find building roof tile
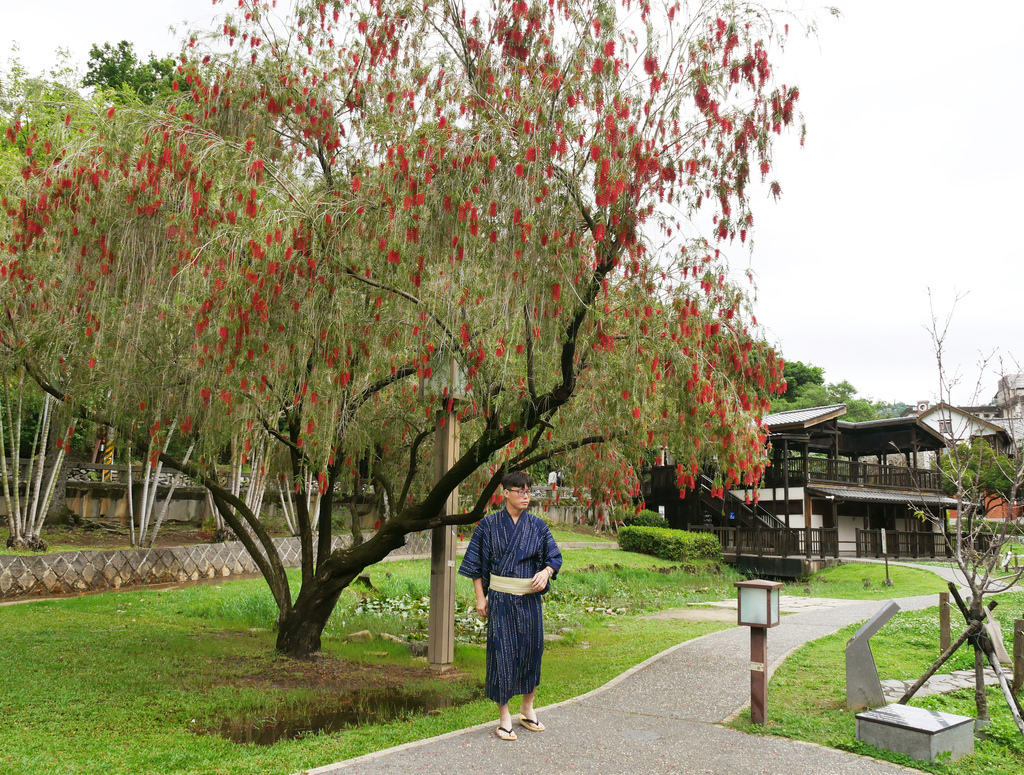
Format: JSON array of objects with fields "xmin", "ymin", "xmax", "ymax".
[
  {"xmin": 806, "ymin": 484, "xmax": 959, "ymax": 508},
  {"xmin": 763, "ymin": 404, "xmax": 846, "ymax": 430}
]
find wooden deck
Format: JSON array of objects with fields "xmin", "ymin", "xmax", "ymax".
[{"xmin": 765, "ymin": 456, "xmax": 943, "ymax": 492}]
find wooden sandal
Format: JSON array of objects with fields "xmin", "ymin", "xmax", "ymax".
[
  {"xmin": 519, "ymin": 715, "xmax": 545, "ymax": 732},
  {"xmin": 495, "ymin": 725, "xmax": 517, "ymax": 741}
]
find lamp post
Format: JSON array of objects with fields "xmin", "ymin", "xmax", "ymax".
[{"xmin": 735, "ymin": 578, "xmax": 783, "ymax": 725}]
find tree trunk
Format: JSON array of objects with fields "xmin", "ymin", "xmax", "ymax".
[
  {"xmin": 975, "ymin": 642, "xmax": 990, "ymax": 735},
  {"xmin": 44, "ymin": 453, "xmax": 69, "ymax": 518},
  {"xmin": 276, "ymin": 579, "xmax": 354, "ymax": 658}
]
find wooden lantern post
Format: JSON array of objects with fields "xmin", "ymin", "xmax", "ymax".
[{"xmin": 735, "ymin": 578, "xmax": 783, "ymax": 725}]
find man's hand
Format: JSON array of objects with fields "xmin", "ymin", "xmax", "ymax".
[
  {"xmin": 531, "ymin": 567, "xmax": 552, "ymax": 592},
  {"xmin": 476, "ymin": 598, "xmax": 489, "ymax": 618}
]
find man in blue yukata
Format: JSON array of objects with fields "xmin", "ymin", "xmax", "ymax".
[{"xmin": 458, "ymin": 471, "xmax": 563, "ymax": 741}]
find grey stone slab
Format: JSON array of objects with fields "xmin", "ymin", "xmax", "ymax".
[
  {"xmin": 41, "ymin": 568, "xmax": 58, "ymax": 591},
  {"xmin": 846, "ymin": 601, "xmax": 900, "ymax": 711},
  {"xmin": 856, "ymin": 704, "xmax": 973, "ymax": 763}
]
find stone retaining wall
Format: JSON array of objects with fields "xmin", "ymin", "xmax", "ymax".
[{"xmin": 0, "ymin": 531, "xmax": 432, "ymax": 600}]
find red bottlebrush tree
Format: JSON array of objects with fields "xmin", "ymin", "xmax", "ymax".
[{"xmin": 0, "ymin": 0, "xmax": 801, "ymax": 657}]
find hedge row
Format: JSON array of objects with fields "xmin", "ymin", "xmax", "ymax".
[
  {"xmin": 618, "ymin": 509, "xmax": 667, "ymax": 528},
  {"xmin": 617, "ymin": 526, "xmax": 722, "ymax": 562}
]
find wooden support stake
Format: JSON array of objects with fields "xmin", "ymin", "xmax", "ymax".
[
  {"xmin": 1014, "ymin": 619, "xmax": 1024, "ymax": 695},
  {"xmin": 939, "ymin": 592, "xmax": 951, "ymax": 653},
  {"xmin": 900, "ymin": 620, "xmax": 981, "ymax": 704}
]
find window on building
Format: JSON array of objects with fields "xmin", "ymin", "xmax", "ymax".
[{"xmin": 938, "ymin": 419, "xmax": 952, "ymax": 435}]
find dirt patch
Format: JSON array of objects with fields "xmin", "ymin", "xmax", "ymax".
[{"xmin": 196, "ymin": 649, "xmax": 484, "ymax": 745}]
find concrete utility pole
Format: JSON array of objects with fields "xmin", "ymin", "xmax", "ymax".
[{"xmin": 427, "ymin": 403, "xmax": 459, "ymax": 669}]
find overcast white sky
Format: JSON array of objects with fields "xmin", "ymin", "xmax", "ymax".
[{"xmin": 6, "ymin": 0, "xmax": 1022, "ymax": 408}]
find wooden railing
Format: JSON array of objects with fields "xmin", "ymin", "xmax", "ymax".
[
  {"xmin": 689, "ymin": 525, "xmax": 838, "ymax": 559},
  {"xmin": 855, "ymin": 529, "xmax": 993, "ymax": 559},
  {"xmin": 855, "ymin": 529, "xmax": 947, "ymax": 558},
  {"xmin": 766, "ymin": 457, "xmax": 943, "ymax": 492}
]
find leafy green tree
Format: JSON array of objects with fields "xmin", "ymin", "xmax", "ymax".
[
  {"xmin": 81, "ymin": 41, "xmax": 178, "ymax": 105},
  {"xmin": 773, "ymin": 361, "xmax": 883, "ymax": 421},
  {"xmin": 1, "ymin": 0, "xmax": 805, "ymax": 657},
  {"xmin": 938, "ymin": 439, "xmax": 1016, "ymax": 507},
  {"xmin": 1, "ymin": 47, "xmax": 82, "ymax": 160},
  {"xmin": 778, "ymin": 359, "xmax": 823, "ymax": 400},
  {"xmin": 874, "ymin": 401, "xmax": 910, "ymax": 419}
]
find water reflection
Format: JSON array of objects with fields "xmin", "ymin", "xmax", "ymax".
[{"xmin": 203, "ymin": 685, "xmax": 484, "ymax": 745}]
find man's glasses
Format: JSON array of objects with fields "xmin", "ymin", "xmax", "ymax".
[{"xmin": 506, "ymin": 488, "xmax": 531, "ymax": 497}]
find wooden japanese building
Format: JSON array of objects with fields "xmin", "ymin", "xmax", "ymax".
[{"xmin": 643, "ymin": 404, "xmax": 998, "ymax": 577}]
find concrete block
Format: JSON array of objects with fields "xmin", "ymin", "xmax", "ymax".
[{"xmin": 856, "ymin": 703, "xmax": 974, "ymax": 763}]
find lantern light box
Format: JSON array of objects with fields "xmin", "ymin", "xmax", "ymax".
[{"xmin": 735, "ymin": 578, "xmax": 783, "ymax": 628}]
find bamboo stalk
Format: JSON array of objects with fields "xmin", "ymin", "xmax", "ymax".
[
  {"xmin": 0, "ymin": 379, "xmax": 15, "ymax": 541},
  {"xmin": 9, "ymin": 379, "xmax": 23, "ymax": 540},
  {"xmin": 278, "ymin": 474, "xmax": 297, "ymax": 535},
  {"xmin": 35, "ymin": 423, "xmax": 73, "ymax": 534},
  {"xmin": 26, "ymin": 395, "xmax": 52, "ymax": 537},
  {"xmin": 148, "ymin": 441, "xmax": 194, "ymax": 547},
  {"xmin": 126, "ymin": 452, "xmax": 136, "ymax": 547}
]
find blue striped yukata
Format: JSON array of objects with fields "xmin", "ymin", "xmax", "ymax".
[{"xmin": 458, "ymin": 508, "xmax": 563, "ymax": 705}]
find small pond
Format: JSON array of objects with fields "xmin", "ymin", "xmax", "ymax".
[{"xmin": 200, "ymin": 684, "xmax": 485, "ymax": 746}]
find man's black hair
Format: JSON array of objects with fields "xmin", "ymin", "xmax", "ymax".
[{"xmin": 501, "ymin": 471, "xmax": 531, "ymax": 490}]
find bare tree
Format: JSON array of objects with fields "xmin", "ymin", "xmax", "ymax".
[{"xmin": 910, "ymin": 298, "xmax": 1024, "ymax": 737}]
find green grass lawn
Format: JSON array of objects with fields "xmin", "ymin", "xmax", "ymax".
[
  {"xmin": 728, "ymin": 603, "xmax": 1024, "ymax": 774},
  {"xmin": 547, "ymin": 526, "xmax": 617, "ymax": 543},
  {"xmin": 0, "ymin": 548, "xmax": 736, "ymax": 775},
  {"xmin": 783, "ymin": 560, "xmax": 949, "ymax": 600}
]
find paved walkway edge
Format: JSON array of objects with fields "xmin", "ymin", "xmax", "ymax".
[{"xmin": 298, "ymin": 626, "xmax": 736, "ymax": 774}]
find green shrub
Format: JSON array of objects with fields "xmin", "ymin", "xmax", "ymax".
[
  {"xmin": 618, "ymin": 526, "xmax": 721, "ymax": 562},
  {"xmin": 619, "ymin": 509, "xmax": 666, "ymax": 528}
]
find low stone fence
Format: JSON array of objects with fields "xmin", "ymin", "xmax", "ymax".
[{"xmin": 0, "ymin": 531, "xmax": 432, "ymax": 600}]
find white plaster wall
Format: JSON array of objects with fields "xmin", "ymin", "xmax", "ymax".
[
  {"xmin": 738, "ymin": 486, "xmax": 805, "ymax": 508},
  {"xmin": 920, "ymin": 408, "xmax": 1000, "ymax": 445},
  {"xmin": 785, "ymin": 513, "xmax": 807, "ymax": 529},
  {"xmin": 838, "ymin": 516, "xmax": 860, "ymax": 552}
]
